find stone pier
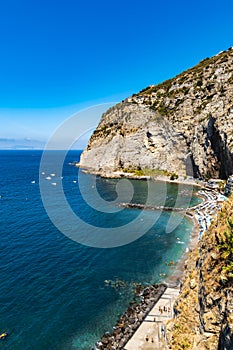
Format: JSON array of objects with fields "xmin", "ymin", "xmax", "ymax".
[{"xmin": 124, "ymin": 287, "xmax": 180, "ymax": 350}]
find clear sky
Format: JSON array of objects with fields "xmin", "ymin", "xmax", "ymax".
[{"xmin": 1, "ymin": 0, "xmax": 233, "ymax": 144}]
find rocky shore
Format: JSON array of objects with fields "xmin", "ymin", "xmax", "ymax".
[
  {"xmin": 77, "ymin": 165, "xmax": 204, "ymax": 187},
  {"xmin": 93, "ymin": 188, "xmax": 226, "ymax": 350},
  {"xmin": 94, "ymin": 283, "xmax": 166, "ymax": 350}
]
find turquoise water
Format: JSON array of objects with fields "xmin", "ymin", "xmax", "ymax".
[{"xmin": 0, "ymin": 150, "xmax": 200, "ymax": 349}]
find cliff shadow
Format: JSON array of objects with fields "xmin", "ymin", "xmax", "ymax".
[{"xmin": 206, "ymin": 114, "xmax": 233, "ymax": 179}]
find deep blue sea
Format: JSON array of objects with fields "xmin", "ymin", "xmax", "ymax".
[{"xmin": 0, "ymin": 150, "xmax": 200, "ymax": 349}]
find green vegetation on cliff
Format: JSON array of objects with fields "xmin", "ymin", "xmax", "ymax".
[
  {"xmin": 218, "ymin": 218, "xmax": 233, "ymax": 281},
  {"xmin": 121, "ymin": 166, "xmax": 178, "ymax": 180}
]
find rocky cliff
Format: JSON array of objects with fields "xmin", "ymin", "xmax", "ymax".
[
  {"xmin": 80, "ymin": 47, "xmax": 233, "ymax": 179},
  {"xmin": 167, "ymin": 196, "xmax": 233, "ymax": 350}
]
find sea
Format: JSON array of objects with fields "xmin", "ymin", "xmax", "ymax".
[{"xmin": 0, "ymin": 150, "xmax": 201, "ymax": 349}]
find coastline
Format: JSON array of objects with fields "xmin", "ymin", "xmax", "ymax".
[
  {"xmin": 165, "ymin": 187, "xmax": 224, "ymax": 286},
  {"xmin": 75, "ymin": 162, "xmax": 226, "ymax": 349},
  {"xmin": 164, "ymin": 212, "xmax": 200, "ymax": 287},
  {"xmin": 93, "ymin": 219, "xmax": 197, "ymax": 350},
  {"xmin": 75, "ymin": 165, "xmax": 205, "ymax": 188},
  {"xmin": 92, "ymin": 186, "xmax": 225, "ymax": 350}
]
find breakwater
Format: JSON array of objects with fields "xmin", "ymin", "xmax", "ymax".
[
  {"xmin": 95, "ymin": 284, "xmax": 167, "ymax": 350},
  {"xmin": 119, "ymin": 202, "xmax": 187, "ymax": 212}
]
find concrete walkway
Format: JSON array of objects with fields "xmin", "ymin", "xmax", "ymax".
[{"xmin": 124, "ymin": 287, "xmax": 180, "ymax": 350}]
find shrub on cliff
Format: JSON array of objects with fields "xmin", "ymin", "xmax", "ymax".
[
  {"xmin": 170, "ymin": 173, "xmax": 179, "ymax": 180},
  {"xmin": 218, "ymin": 218, "xmax": 233, "ymax": 281}
]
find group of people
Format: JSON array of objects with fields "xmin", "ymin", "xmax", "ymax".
[
  {"xmin": 158, "ymin": 305, "xmax": 170, "ymax": 314},
  {"xmin": 143, "ymin": 304, "xmax": 170, "ymax": 345},
  {"xmin": 145, "ymin": 335, "xmax": 154, "ymax": 343}
]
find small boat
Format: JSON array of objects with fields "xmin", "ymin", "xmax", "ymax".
[{"xmin": 0, "ymin": 332, "xmax": 8, "ymax": 339}]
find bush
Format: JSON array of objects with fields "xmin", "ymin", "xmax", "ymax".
[
  {"xmin": 218, "ymin": 218, "xmax": 233, "ymax": 280},
  {"xmin": 170, "ymin": 173, "xmax": 179, "ymax": 180}
]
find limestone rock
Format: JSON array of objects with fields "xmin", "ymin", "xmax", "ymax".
[
  {"xmin": 80, "ymin": 48, "xmax": 233, "ymax": 179},
  {"xmin": 190, "ymin": 278, "xmax": 197, "ymax": 289}
]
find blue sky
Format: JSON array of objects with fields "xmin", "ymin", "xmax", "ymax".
[{"xmin": 1, "ymin": 0, "xmax": 233, "ymax": 144}]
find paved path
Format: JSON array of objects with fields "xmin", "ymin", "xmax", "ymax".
[{"xmin": 124, "ymin": 287, "xmax": 180, "ymax": 350}]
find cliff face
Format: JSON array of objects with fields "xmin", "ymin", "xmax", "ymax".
[
  {"xmin": 167, "ymin": 196, "xmax": 233, "ymax": 350},
  {"xmin": 80, "ymin": 104, "xmax": 190, "ymax": 177},
  {"xmin": 80, "ymin": 48, "xmax": 233, "ymax": 179}
]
